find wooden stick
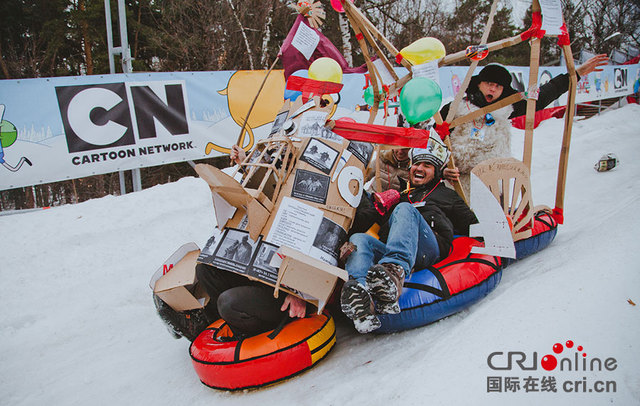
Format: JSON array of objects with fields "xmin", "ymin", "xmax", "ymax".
[
  {"xmin": 555, "ymin": 44, "xmax": 577, "ymax": 211},
  {"xmin": 236, "ymin": 56, "xmax": 280, "ymax": 147},
  {"xmin": 522, "ymin": 0, "xmax": 543, "ymax": 169},
  {"xmin": 444, "ymin": 0, "xmax": 499, "ymax": 124},
  {"xmin": 392, "ymin": 34, "xmax": 524, "ymax": 92},
  {"xmin": 440, "ymin": 35, "xmax": 524, "ymax": 66},
  {"xmin": 449, "ymin": 92, "xmax": 524, "ymax": 128},
  {"xmin": 343, "ymin": 9, "xmax": 381, "ymax": 124},
  {"xmin": 445, "ymin": 60, "xmax": 480, "ymax": 124},
  {"xmin": 375, "ymin": 144, "xmax": 382, "ymax": 192},
  {"xmin": 522, "ymin": 38, "xmax": 541, "ymax": 169}
]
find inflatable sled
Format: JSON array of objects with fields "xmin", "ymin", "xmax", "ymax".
[
  {"xmin": 190, "ymin": 311, "xmax": 336, "ymax": 391},
  {"xmin": 502, "ymin": 210, "xmax": 558, "ymax": 267},
  {"xmin": 376, "ymin": 236, "xmax": 502, "ymax": 333}
]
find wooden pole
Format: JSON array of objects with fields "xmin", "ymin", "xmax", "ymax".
[
  {"xmin": 236, "ymin": 56, "xmax": 280, "ymax": 147},
  {"xmin": 444, "ymin": 0, "xmax": 499, "ymax": 124},
  {"xmin": 555, "ymin": 45, "xmax": 578, "ymax": 211},
  {"xmin": 522, "ymin": 38, "xmax": 541, "ymax": 169},
  {"xmin": 522, "ymin": 0, "xmax": 542, "ymax": 169}
]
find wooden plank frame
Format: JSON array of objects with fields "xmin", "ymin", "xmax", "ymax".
[
  {"xmin": 337, "ymin": 0, "xmax": 578, "ymax": 214},
  {"xmin": 232, "ymin": 136, "xmax": 297, "ymax": 206}
]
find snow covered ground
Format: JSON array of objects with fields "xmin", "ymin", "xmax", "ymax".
[{"xmin": 1, "ymin": 104, "xmax": 639, "ymax": 405}]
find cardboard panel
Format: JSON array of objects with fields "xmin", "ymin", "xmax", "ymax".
[{"xmin": 153, "ymin": 248, "xmax": 210, "ymax": 312}]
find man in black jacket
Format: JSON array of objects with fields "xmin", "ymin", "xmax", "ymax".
[{"xmin": 341, "ymin": 136, "xmax": 477, "ymax": 333}]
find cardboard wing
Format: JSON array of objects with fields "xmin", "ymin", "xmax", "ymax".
[
  {"xmin": 274, "ymin": 245, "xmax": 349, "ymax": 313},
  {"xmin": 195, "ymin": 163, "xmax": 270, "ymax": 241},
  {"xmin": 152, "ymin": 243, "xmax": 209, "ymax": 312}
]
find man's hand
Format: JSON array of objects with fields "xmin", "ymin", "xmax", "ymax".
[
  {"xmin": 443, "ymin": 167, "xmax": 460, "ymax": 183},
  {"xmin": 230, "ymin": 144, "xmax": 247, "ymax": 166},
  {"xmin": 576, "ymin": 54, "xmax": 609, "ymax": 77},
  {"xmin": 281, "ymin": 294, "xmax": 307, "ymax": 318}
]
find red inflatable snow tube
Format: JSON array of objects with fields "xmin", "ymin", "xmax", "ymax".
[{"xmin": 189, "ymin": 311, "xmax": 336, "ymax": 390}]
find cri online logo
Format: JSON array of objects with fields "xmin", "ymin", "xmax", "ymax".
[
  {"xmin": 488, "ymin": 339, "xmax": 617, "ymax": 372},
  {"xmin": 542, "ymin": 340, "xmax": 585, "ymax": 371}
]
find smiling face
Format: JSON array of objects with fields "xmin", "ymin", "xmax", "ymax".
[
  {"xmin": 393, "ymin": 148, "xmax": 410, "ymax": 162},
  {"xmin": 409, "ymin": 162, "xmax": 436, "ymax": 187},
  {"xmin": 478, "ymin": 81, "xmax": 504, "ymax": 103}
]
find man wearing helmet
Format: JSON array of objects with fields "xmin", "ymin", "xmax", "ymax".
[{"xmin": 340, "ymin": 136, "xmax": 477, "ymax": 333}]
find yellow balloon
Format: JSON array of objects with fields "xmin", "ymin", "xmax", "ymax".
[
  {"xmin": 308, "ymin": 57, "xmax": 343, "ymax": 83},
  {"xmin": 400, "ymin": 37, "xmax": 446, "ymax": 65}
]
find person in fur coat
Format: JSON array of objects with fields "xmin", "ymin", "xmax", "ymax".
[
  {"xmin": 439, "ymin": 54, "xmax": 609, "ymax": 197},
  {"xmin": 365, "ymin": 147, "xmax": 411, "ymax": 193}
]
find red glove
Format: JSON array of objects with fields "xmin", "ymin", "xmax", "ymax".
[{"xmin": 434, "ymin": 122, "xmax": 450, "ymax": 140}]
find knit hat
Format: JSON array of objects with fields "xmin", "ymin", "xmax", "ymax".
[
  {"xmin": 468, "ymin": 63, "xmax": 517, "ymax": 99},
  {"xmin": 411, "ymin": 136, "xmax": 451, "ymax": 178}
]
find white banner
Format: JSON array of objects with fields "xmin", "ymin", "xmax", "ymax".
[{"xmin": 1, "ymin": 64, "xmax": 637, "ymax": 190}]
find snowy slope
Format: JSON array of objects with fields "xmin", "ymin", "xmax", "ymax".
[{"xmin": 1, "ymin": 104, "xmax": 639, "ymax": 406}]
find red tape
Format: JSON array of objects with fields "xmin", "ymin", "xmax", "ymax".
[
  {"xmin": 332, "ymin": 120, "xmax": 430, "ymax": 148},
  {"xmin": 286, "ymin": 75, "xmax": 344, "ymax": 95},
  {"xmin": 395, "ymin": 53, "xmax": 404, "ymax": 64},
  {"xmin": 434, "ymin": 122, "xmax": 450, "ymax": 140},
  {"xmin": 520, "ymin": 12, "xmax": 546, "ymax": 41},
  {"xmin": 551, "ymin": 207, "xmax": 564, "ymax": 224},
  {"xmin": 355, "ymin": 33, "xmax": 364, "ymax": 41},
  {"xmin": 557, "ymin": 22, "xmax": 571, "ymax": 46}
]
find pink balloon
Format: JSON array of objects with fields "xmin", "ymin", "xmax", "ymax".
[
  {"xmin": 330, "ymin": 0, "xmax": 346, "ymax": 13},
  {"xmin": 337, "ymin": 117, "xmax": 357, "ymax": 123}
]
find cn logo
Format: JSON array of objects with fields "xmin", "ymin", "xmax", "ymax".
[
  {"xmin": 614, "ymin": 68, "xmax": 627, "ymax": 90},
  {"xmin": 56, "ymin": 81, "xmax": 189, "ymax": 153}
]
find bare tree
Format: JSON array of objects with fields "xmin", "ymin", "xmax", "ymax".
[
  {"xmin": 227, "ymin": 0, "xmax": 255, "ymax": 70},
  {"xmin": 581, "ymin": 0, "xmax": 640, "ymax": 57}
]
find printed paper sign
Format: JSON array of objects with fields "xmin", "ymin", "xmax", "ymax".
[
  {"xmin": 265, "ymin": 196, "xmax": 324, "ymax": 253},
  {"xmin": 539, "ymin": 0, "xmax": 564, "ymax": 36},
  {"xmin": 291, "ymin": 22, "xmax": 320, "ymax": 60},
  {"xmin": 372, "ymin": 58, "xmax": 396, "ymax": 85},
  {"xmin": 412, "ymin": 60, "xmax": 440, "ymax": 85}
]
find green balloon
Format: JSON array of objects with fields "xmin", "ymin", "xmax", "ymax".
[
  {"xmin": 363, "ymin": 86, "xmax": 385, "ymax": 107},
  {"xmin": 399, "ymin": 77, "xmax": 442, "ymax": 124},
  {"xmin": 0, "ymin": 120, "xmax": 18, "ymax": 148}
]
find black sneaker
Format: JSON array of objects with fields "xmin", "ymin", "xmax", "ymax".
[
  {"xmin": 366, "ymin": 263, "xmax": 405, "ymax": 303},
  {"xmin": 340, "ymin": 280, "xmax": 381, "ymax": 333},
  {"xmin": 375, "ymin": 300, "xmax": 401, "ymax": 315},
  {"xmin": 153, "ymin": 294, "xmax": 212, "ymax": 341}
]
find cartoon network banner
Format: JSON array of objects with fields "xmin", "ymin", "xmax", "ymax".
[{"xmin": 0, "ymin": 64, "xmax": 637, "ymax": 190}]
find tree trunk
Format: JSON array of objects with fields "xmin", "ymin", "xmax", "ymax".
[
  {"xmin": 260, "ymin": 0, "xmax": 276, "ymax": 68},
  {"xmin": 339, "ymin": 13, "xmax": 353, "ymax": 66},
  {"xmin": 0, "ymin": 41, "xmax": 10, "ymax": 79},
  {"xmin": 79, "ymin": 0, "xmax": 94, "ymax": 74},
  {"xmin": 226, "ymin": 0, "xmax": 254, "ymax": 70}
]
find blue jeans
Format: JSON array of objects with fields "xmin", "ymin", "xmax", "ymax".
[{"xmin": 346, "ymin": 202, "xmax": 441, "ymax": 285}]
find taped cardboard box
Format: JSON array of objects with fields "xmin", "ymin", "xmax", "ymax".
[
  {"xmin": 273, "ymin": 245, "xmax": 349, "ymax": 313},
  {"xmin": 149, "ymin": 242, "xmax": 209, "ymax": 312}
]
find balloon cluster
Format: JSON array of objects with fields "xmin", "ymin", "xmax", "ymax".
[{"xmin": 398, "ymin": 37, "xmax": 446, "ymax": 124}]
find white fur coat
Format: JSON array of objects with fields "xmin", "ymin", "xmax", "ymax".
[
  {"xmin": 449, "ymin": 101, "xmax": 513, "ymax": 174},
  {"xmin": 448, "ymin": 101, "xmax": 513, "ymax": 197}
]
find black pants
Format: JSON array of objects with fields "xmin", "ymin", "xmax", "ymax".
[{"xmin": 195, "ymin": 263, "xmax": 287, "ymax": 336}]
